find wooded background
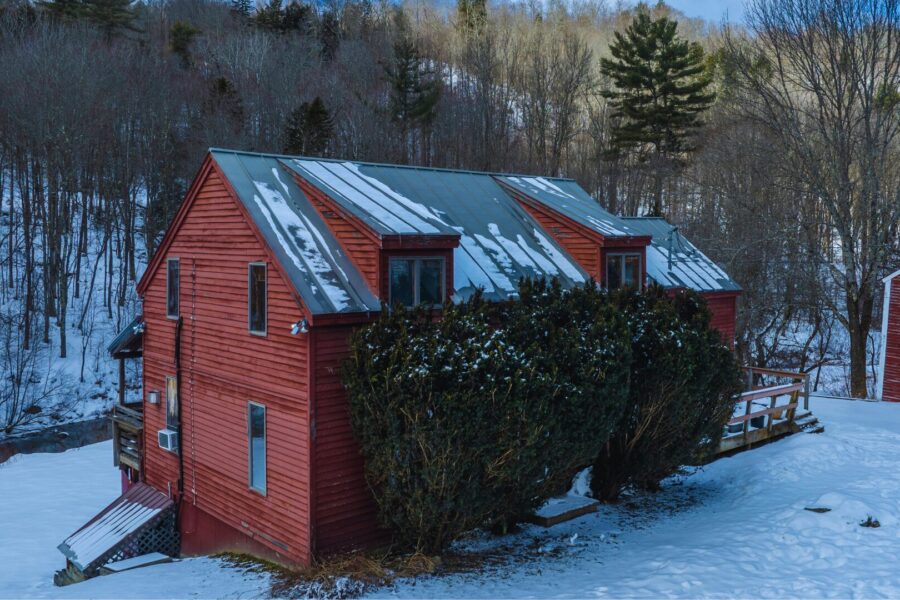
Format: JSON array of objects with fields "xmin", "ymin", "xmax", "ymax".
[{"xmin": 0, "ymin": 0, "xmax": 898, "ymax": 432}]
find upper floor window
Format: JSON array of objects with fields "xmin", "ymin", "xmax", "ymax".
[
  {"xmin": 605, "ymin": 253, "xmax": 642, "ymax": 290},
  {"xmin": 389, "ymin": 257, "xmax": 444, "ymax": 307},
  {"xmin": 248, "ymin": 263, "xmax": 267, "ymax": 335},
  {"xmin": 166, "ymin": 258, "xmax": 180, "ymax": 318}
]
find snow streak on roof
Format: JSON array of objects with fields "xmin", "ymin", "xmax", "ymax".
[
  {"xmin": 58, "ymin": 483, "xmax": 172, "ymax": 572},
  {"xmin": 211, "ymin": 150, "xmax": 380, "ymax": 315},
  {"xmin": 621, "ymin": 217, "xmax": 741, "ymax": 293},
  {"xmin": 281, "ymin": 159, "xmax": 587, "ymax": 302},
  {"xmin": 497, "ymin": 176, "xmax": 641, "ymax": 238}
]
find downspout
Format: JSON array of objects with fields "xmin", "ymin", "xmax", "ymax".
[{"xmin": 174, "ymin": 316, "xmax": 185, "ymax": 499}]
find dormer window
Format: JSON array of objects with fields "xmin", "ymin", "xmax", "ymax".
[
  {"xmin": 389, "ymin": 257, "xmax": 444, "ymax": 307},
  {"xmin": 605, "ymin": 253, "xmax": 642, "ymax": 290}
]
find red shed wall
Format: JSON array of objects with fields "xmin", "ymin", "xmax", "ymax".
[
  {"xmin": 702, "ymin": 292, "xmax": 738, "ymax": 349},
  {"xmin": 141, "ymin": 166, "xmax": 313, "ymax": 566},
  {"xmin": 882, "ymin": 277, "xmax": 900, "ymax": 402},
  {"xmin": 311, "ymin": 325, "xmax": 384, "ymax": 554}
]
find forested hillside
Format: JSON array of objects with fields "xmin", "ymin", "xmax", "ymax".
[{"xmin": 1, "ymin": 0, "xmax": 898, "ymax": 434}]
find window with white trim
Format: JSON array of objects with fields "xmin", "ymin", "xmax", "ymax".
[
  {"xmin": 166, "ymin": 258, "xmax": 180, "ymax": 318},
  {"xmin": 248, "ymin": 402, "xmax": 266, "ymax": 494},
  {"xmin": 248, "ymin": 263, "xmax": 267, "ymax": 335},
  {"xmin": 605, "ymin": 253, "xmax": 642, "ymax": 290},
  {"xmin": 388, "ymin": 257, "xmax": 444, "ymax": 307}
]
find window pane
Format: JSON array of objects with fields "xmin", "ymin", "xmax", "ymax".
[
  {"xmin": 605, "ymin": 255, "xmax": 622, "ymax": 290},
  {"xmin": 418, "ymin": 259, "xmax": 443, "ymax": 305},
  {"xmin": 249, "ymin": 264, "xmax": 267, "ymax": 333},
  {"xmin": 623, "ymin": 255, "xmax": 641, "ymax": 289},
  {"xmin": 249, "ymin": 404, "xmax": 266, "ymax": 492},
  {"xmin": 166, "ymin": 376, "xmax": 178, "ymax": 430},
  {"xmin": 389, "ymin": 259, "xmax": 414, "ymax": 307},
  {"xmin": 167, "ymin": 260, "xmax": 179, "ymax": 317}
]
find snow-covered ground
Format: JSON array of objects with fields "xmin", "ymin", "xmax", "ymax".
[{"xmin": 2, "ymin": 396, "xmax": 900, "ymax": 598}]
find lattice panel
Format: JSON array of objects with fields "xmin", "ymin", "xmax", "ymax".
[{"xmin": 85, "ymin": 507, "xmax": 180, "ymax": 577}]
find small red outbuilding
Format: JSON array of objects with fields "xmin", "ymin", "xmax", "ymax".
[{"xmin": 877, "ymin": 269, "xmax": 900, "ymax": 402}]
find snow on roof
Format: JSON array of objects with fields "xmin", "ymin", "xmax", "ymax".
[
  {"xmin": 497, "ymin": 176, "xmax": 641, "ymax": 238},
  {"xmin": 211, "ymin": 150, "xmax": 380, "ymax": 315},
  {"xmin": 621, "ymin": 217, "xmax": 741, "ymax": 293},
  {"xmin": 281, "ymin": 158, "xmax": 588, "ymax": 301},
  {"xmin": 58, "ymin": 483, "xmax": 172, "ymax": 572}
]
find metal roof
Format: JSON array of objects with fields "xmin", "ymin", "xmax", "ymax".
[
  {"xmin": 107, "ymin": 316, "xmax": 143, "ymax": 358},
  {"xmin": 497, "ymin": 175, "xmax": 643, "ymax": 239},
  {"xmin": 621, "ymin": 217, "xmax": 741, "ymax": 293},
  {"xmin": 58, "ymin": 483, "xmax": 173, "ymax": 573},
  {"xmin": 210, "ymin": 149, "xmax": 381, "ymax": 315},
  {"xmin": 280, "ymin": 158, "xmax": 587, "ymax": 301}
]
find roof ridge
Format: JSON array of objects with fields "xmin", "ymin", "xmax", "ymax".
[{"xmin": 208, "ymin": 147, "xmax": 578, "ymax": 182}]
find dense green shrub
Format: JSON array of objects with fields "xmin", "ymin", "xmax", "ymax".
[
  {"xmin": 343, "ymin": 282, "xmax": 632, "ymax": 553},
  {"xmin": 590, "ymin": 286, "xmax": 743, "ymax": 501}
]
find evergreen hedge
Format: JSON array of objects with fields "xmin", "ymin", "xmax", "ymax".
[
  {"xmin": 343, "ymin": 282, "xmax": 631, "ymax": 553},
  {"xmin": 590, "ymin": 286, "xmax": 743, "ymax": 500},
  {"xmin": 343, "ymin": 281, "xmax": 741, "ymax": 553}
]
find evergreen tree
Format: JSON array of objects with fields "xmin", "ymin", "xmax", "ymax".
[
  {"xmin": 170, "ymin": 21, "xmax": 200, "ymax": 68},
  {"xmin": 456, "ymin": 0, "xmax": 486, "ymax": 34},
  {"xmin": 384, "ymin": 11, "xmax": 441, "ymax": 163},
  {"xmin": 600, "ymin": 10, "xmax": 714, "ymax": 216},
  {"xmin": 282, "ymin": 1, "xmax": 311, "ymax": 33},
  {"xmin": 230, "ymin": 0, "xmax": 252, "ymax": 18},
  {"xmin": 83, "ymin": 0, "xmax": 141, "ymax": 38},
  {"xmin": 319, "ymin": 11, "xmax": 340, "ymax": 60},
  {"xmin": 37, "ymin": 0, "xmax": 85, "ymax": 22},
  {"xmin": 283, "ymin": 97, "xmax": 334, "ymax": 157},
  {"xmin": 254, "ymin": 0, "xmax": 284, "ymax": 31}
]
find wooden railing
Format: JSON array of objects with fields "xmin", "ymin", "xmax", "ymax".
[
  {"xmin": 111, "ymin": 404, "xmax": 143, "ymax": 472},
  {"xmin": 716, "ymin": 366, "xmax": 812, "ymax": 455}
]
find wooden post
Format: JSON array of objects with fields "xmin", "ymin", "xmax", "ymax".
[
  {"xmin": 803, "ymin": 373, "xmax": 810, "ymax": 411},
  {"xmin": 766, "ymin": 393, "xmax": 777, "ymax": 433},
  {"xmin": 118, "ymin": 358, "xmax": 126, "ymax": 405}
]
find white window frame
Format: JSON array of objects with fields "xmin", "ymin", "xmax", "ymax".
[
  {"xmin": 388, "ymin": 256, "xmax": 446, "ymax": 307},
  {"xmin": 605, "ymin": 252, "xmax": 643, "ymax": 291},
  {"xmin": 165, "ymin": 375, "xmax": 179, "ymax": 431},
  {"xmin": 247, "ymin": 401, "xmax": 267, "ymax": 495},
  {"xmin": 248, "ymin": 262, "xmax": 268, "ymax": 336},
  {"xmin": 166, "ymin": 258, "xmax": 180, "ymax": 319}
]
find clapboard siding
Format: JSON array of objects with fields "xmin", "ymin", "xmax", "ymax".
[
  {"xmin": 311, "ymin": 325, "xmax": 383, "ymax": 554},
  {"xmin": 142, "ymin": 164, "xmax": 312, "ymax": 565},
  {"xmin": 882, "ymin": 277, "xmax": 900, "ymax": 401},
  {"xmin": 293, "ymin": 175, "xmax": 381, "ymax": 294},
  {"xmin": 704, "ymin": 293, "xmax": 738, "ymax": 349},
  {"xmin": 514, "ymin": 196, "xmax": 602, "ymax": 279}
]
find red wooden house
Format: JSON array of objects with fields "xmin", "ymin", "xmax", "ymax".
[
  {"xmin": 61, "ymin": 149, "xmax": 741, "ymax": 575},
  {"xmin": 877, "ymin": 269, "xmax": 900, "ymax": 401}
]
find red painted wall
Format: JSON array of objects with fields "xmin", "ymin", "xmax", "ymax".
[
  {"xmin": 702, "ymin": 292, "xmax": 739, "ymax": 349},
  {"xmin": 141, "ymin": 164, "xmax": 313, "ymax": 566},
  {"xmin": 882, "ymin": 277, "xmax": 900, "ymax": 401}
]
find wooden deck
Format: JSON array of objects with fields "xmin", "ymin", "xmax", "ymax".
[
  {"xmin": 713, "ymin": 366, "xmax": 820, "ymax": 456},
  {"xmin": 111, "ymin": 404, "xmax": 143, "ymax": 472}
]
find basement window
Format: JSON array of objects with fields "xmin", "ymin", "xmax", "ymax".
[
  {"xmin": 248, "ymin": 263, "xmax": 267, "ymax": 335},
  {"xmin": 165, "ymin": 375, "xmax": 179, "ymax": 430},
  {"xmin": 166, "ymin": 258, "xmax": 180, "ymax": 319},
  {"xmin": 605, "ymin": 253, "xmax": 642, "ymax": 290},
  {"xmin": 389, "ymin": 257, "xmax": 444, "ymax": 307},
  {"xmin": 248, "ymin": 402, "xmax": 266, "ymax": 494}
]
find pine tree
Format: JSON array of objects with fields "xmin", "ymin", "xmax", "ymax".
[
  {"xmin": 37, "ymin": 0, "xmax": 85, "ymax": 22},
  {"xmin": 600, "ymin": 10, "xmax": 714, "ymax": 216},
  {"xmin": 384, "ymin": 11, "xmax": 441, "ymax": 163},
  {"xmin": 456, "ymin": 0, "xmax": 486, "ymax": 34},
  {"xmin": 83, "ymin": 0, "xmax": 141, "ymax": 38},
  {"xmin": 283, "ymin": 97, "xmax": 334, "ymax": 157},
  {"xmin": 254, "ymin": 0, "xmax": 284, "ymax": 31},
  {"xmin": 230, "ymin": 0, "xmax": 252, "ymax": 18},
  {"xmin": 319, "ymin": 11, "xmax": 340, "ymax": 60},
  {"xmin": 170, "ymin": 21, "xmax": 201, "ymax": 68},
  {"xmin": 282, "ymin": 1, "xmax": 311, "ymax": 33}
]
